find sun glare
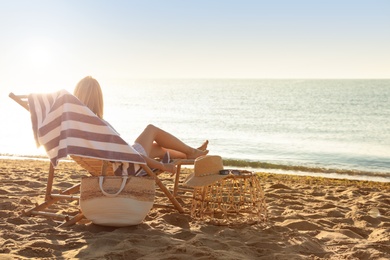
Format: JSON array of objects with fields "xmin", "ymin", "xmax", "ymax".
[
  {"xmin": 28, "ymin": 47, "xmax": 51, "ymax": 69},
  {"xmin": 4, "ymin": 38, "xmax": 68, "ymax": 93}
]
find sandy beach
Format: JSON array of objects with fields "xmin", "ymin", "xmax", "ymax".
[{"xmin": 0, "ymin": 158, "xmax": 389, "ymax": 259}]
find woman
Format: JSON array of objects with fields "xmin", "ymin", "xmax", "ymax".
[{"xmin": 73, "ymin": 76, "xmax": 209, "ymax": 174}]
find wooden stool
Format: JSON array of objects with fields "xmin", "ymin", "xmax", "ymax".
[{"xmin": 190, "ymin": 173, "xmax": 267, "ymax": 225}]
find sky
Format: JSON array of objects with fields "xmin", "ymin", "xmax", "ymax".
[{"xmin": 0, "ymin": 0, "xmax": 389, "ymax": 91}]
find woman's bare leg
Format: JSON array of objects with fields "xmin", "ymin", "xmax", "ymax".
[
  {"xmin": 149, "ymin": 143, "xmax": 187, "ymax": 159},
  {"xmin": 135, "ymin": 124, "xmax": 208, "ymax": 159}
]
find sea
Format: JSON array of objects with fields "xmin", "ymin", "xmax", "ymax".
[{"xmin": 1, "ymin": 79, "xmax": 389, "ymax": 182}]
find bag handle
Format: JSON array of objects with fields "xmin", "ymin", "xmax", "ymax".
[{"xmin": 99, "ymin": 176, "xmax": 128, "ymax": 197}]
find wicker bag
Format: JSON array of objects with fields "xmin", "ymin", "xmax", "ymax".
[{"xmin": 80, "ymin": 175, "xmax": 155, "ymax": 227}]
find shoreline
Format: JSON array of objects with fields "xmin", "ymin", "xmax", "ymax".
[
  {"xmin": 1, "ymin": 155, "xmax": 389, "ymax": 183},
  {"xmin": 0, "ymin": 158, "xmax": 389, "ymax": 259}
]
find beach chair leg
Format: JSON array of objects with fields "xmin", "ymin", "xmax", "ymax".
[
  {"xmin": 45, "ymin": 163, "xmax": 55, "ymax": 201},
  {"xmin": 22, "ymin": 183, "xmax": 82, "ymax": 227},
  {"xmin": 173, "ymin": 163, "xmax": 182, "ymax": 197},
  {"xmin": 58, "ymin": 213, "xmax": 85, "ymax": 228},
  {"xmin": 172, "ymin": 159, "xmax": 195, "ymax": 202},
  {"xmin": 141, "ymin": 165, "xmax": 185, "ymax": 213}
]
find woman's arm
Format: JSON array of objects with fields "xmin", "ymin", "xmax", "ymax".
[{"xmin": 141, "ymin": 155, "xmax": 177, "ymax": 175}]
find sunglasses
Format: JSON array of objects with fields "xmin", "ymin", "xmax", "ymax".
[
  {"xmin": 219, "ymin": 169, "xmax": 254, "ymax": 176},
  {"xmin": 219, "ymin": 169, "xmax": 243, "ymax": 175}
]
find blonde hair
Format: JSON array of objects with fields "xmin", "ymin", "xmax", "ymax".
[{"xmin": 73, "ymin": 76, "xmax": 104, "ymax": 118}]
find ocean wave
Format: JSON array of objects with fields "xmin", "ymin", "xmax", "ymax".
[
  {"xmin": 223, "ymin": 158, "xmax": 390, "ymax": 179},
  {"xmin": 2, "ymin": 153, "xmax": 389, "ymax": 182},
  {"xmin": 0, "ymin": 153, "xmax": 48, "ymax": 160}
]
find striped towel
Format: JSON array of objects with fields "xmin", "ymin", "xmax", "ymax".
[{"xmin": 28, "ymin": 89, "xmax": 146, "ymax": 168}]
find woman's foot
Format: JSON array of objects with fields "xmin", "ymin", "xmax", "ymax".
[
  {"xmin": 197, "ymin": 140, "xmax": 209, "ymax": 151},
  {"xmin": 187, "ymin": 148, "xmax": 209, "ymax": 159}
]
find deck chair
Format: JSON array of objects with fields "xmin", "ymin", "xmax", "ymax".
[{"xmin": 9, "ymin": 90, "xmax": 189, "ymax": 227}]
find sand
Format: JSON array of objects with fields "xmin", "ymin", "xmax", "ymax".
[{"xmin": 0, "ymin": 158, "xmax": 389, "ymax": 260}]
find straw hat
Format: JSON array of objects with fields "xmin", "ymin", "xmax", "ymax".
[{"xmin": 183, "ymin": 155, "xmax": 228, "ymax": 187}]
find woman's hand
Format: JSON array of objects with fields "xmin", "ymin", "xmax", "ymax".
[{"xmin": 162, "ymin": 163, "xmax": 177, "ymax": 175}]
